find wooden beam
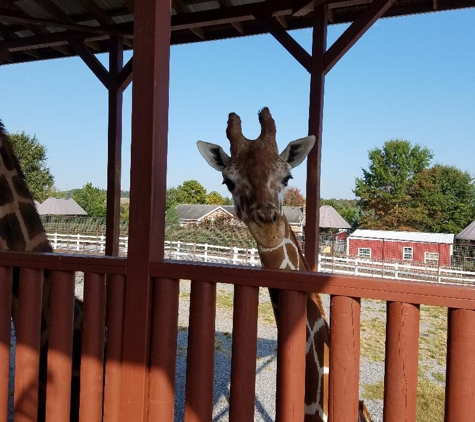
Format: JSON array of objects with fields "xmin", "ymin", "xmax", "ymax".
[
  {"xmin": 105, "ymin": 36, "xmax": 123, "ymax": 257},
  {"xmin": 68, "ymin": 39, "xmax": 109, "ymax": 88},
  {"xmin": 305, "ymin": 2, "xmax": 327, "ymax": 271},
  {"xmin": 0, "ymin": 49, "xmax": 9, "ymax": 65},
  {"xmin": 117, "ymin": 0, "xmax": 134, "ymax": 11},
  {"xmin": 219, "ymin": 0, "xmax": 245, "ymax": 34},
  {"xmin": 74, "ymin": 0, "xmax": 113, "ymax": 26},
  {"xmin": 293, "ymin": 0, "xmax": 316, "ymax": 16},
  {"xmin": 0, "ymin": 10, "xmax": 129, "ymax": 37},
  {"xmin": 30, "ymin": 0, "xmax": 76, "ymax": 24},
  {"xmin": 118, "ymin": 57, "xmax": 133, "ymax": 92},
  {"xmin": 172, "ymin": 0, "xmax": 206, "ymax": 40},
  {"xmin": 323, "ymin": 0, "xmax": 396, "ymax": 74},
  {"xmin": 255, "ymin": 15, "xmax": 311, "ymax": 72}
]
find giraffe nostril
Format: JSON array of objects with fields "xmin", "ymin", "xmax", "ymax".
[{"xmin": 272, "ymin": 211, "xmax": 279, "ymax": 223}]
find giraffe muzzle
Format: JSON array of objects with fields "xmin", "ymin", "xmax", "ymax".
[{"xmin": 252, "ymin": 209, "xmax": 280, "ymax": 226}]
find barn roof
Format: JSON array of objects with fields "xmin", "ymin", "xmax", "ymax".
[
  {"xmin": 37, "ymin": 197, "xmax": 88, "ymax": 215},
  {"xmin": 176, "ymin": 204, "xmax": 234, "ymax": 221},
  {"xmin": 319, "ymin": 205, "xmax": 350, "ymax": 229},
  {"xmin": 1, "ymin": 0, "xmax": 474, "ymax": 66},
  {"xmin": 456, "ymin": 221, "xmax": 475, "ymax": 241},
  {"xmin": 350, "ymin": 229, "xmax": 454, "ymax": 244}
]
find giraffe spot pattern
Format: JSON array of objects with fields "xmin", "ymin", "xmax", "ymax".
[
  {"xmin": 0, "ymin": 212, "xmax": 26, "ymax": 250},
  {"xmin": 0, "ymin": 174, "xmax": 14, "ymax": 206},
  {"xmin": 0, "ymin": 145, "xmax": 16, "ymax": 172},
  {"xmin": 13, "ymin": 175, "xmax": 33, "ymax": 199},
  {"xmin": 19, "ymin": 202, "xmax": 48, "ymax": 244}
]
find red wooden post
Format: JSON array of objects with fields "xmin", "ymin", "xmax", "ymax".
[
  {"xmin": 329, "ymin": 295, "xmax": 361, "ymax": 422},
  {"xmin": 229, "ymin": 285, "xmax": 259, "ymax": 422},
  {"xmin": 445, "ymin": 308, "xmax": 475, "ymax": 421},
  {"xmin": 184, "ymin": 281, "xmax": 216, "ymax": 422},
  {"xmin": 384, "ymin": 302, "xmax": 420, "ymax": 421},
  {"xmin": 276, "ymin": 290, "xmax": 307, "ymax": 422},
  {"xmin": 306, "ymin": 3, "xmax": 327, "ymax": 270},
  {"xmin": 103, "ymin": 274, "xmax": 126, "ymax": 422},
  {"xmin": 148, "ymin": 278, "xmax": 179, "ymax": 422},
  {"xmin": 105, "ymin": 36, "xmax": 124, "ymax": 256},
  {"xmin": 120, "ymin": 0, "xmax": 171, "ymax": 419},
  {"xmin": 80, "ymin": 272, "xmax": 106, "ymax": 422},
  {"xmin": 14, "ymin": 268, "xmax": 43, "ymax": 422},
  {"xmin": 0, "ymin": 266, "xmax": 12, "ymax": 422},
  {"xmin": 46, "ymin": 270, "xmax": 75, "ymax": 421}
]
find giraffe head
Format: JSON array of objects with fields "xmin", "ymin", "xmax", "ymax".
[{"xmin": 197, "ymin": 107, "xmax": 315, "ymax": 248}]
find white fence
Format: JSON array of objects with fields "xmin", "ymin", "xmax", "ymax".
[{"xmin": 47, "ymin": 233, "xmax": 475, "ymax": 285}]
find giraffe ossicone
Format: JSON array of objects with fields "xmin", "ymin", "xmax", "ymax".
[{"xmin": 197, "ymin": 107, "xmax": 371, "ymax": 422}]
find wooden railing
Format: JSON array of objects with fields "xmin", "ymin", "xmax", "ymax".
[{"xmin": 1, "ymin": 251, "xmax": 475, "ymax": 421}]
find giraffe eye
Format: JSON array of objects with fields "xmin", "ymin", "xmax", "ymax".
[
  {"xmin": 222, "ymin": 177, "xmax": 235, "ymax": 192},
  {"xmin": 282, "ymin": 175, "xmax": 293, "ymax": 187}
]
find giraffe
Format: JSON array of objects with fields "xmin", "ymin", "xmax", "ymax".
[
  {"xmin": 0, "ymin": 120, "xmax": 82, "ymax": 421},
  {"xmin": 197, "ymin": 107, "xmax": 371, "ymax": 422}
]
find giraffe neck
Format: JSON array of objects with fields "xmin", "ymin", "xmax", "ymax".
[
  {"xmin": 255, "ymin": 217, "xmax": 330, "ymax": 422},
  {"xmin": 0, "ymin": 122, "xmax": 51, "ymax": 253}
]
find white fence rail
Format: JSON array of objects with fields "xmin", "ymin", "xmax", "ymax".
[{"xmin": 47, "ymin": 233, "xmax": 475, "ymax": 285}]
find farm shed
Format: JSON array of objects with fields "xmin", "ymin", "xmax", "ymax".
[
  {"xmin": 37, "ymin": 197, "xmax": 88, "ymax": 216},
  {"xmin": 1, "ymin": 1, "xmax": 475, "ymax": 422},
  {"xmin": 348, "ymin": 229, "xmax": 455, "ymax": 265}
]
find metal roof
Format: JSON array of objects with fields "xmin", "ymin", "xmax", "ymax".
[
  {"xmin": 37, "ymin": 197, "xmax": 88, "ymax": 215},
  {"xmin": 319, "ymin": 205, "xmax": 350, "ymax": 229},
  {"xmin": 350, "ymin": 229, "xmax": 455, "ymax": 244},
  {"xmin": 1, "ymin": 0, "xmax": 474, "ymax": 66},
  {"xmin": 456, "ymin": 221, "xmax": 475, "ymax": 241}
]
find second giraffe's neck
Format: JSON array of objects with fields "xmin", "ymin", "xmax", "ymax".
[{"xmin": 0, "ymin": 123, "xmax": 51, "ymax": 253}]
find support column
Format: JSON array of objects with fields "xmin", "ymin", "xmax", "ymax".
[
  {"xmin": 119, "ymin": 0, "xmax": 171, "ymax": 420},
  {"xmin": 106, "ymin": 36, "xmax": 124, "ymax": 256},
  {"xmin": 306, "ymin": 3, "xmax": 327, "ymax": 271}
]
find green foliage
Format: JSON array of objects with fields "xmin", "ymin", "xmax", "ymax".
[
  {"xmin": 206, "ymin": 191, "xmax": 225, "ymax": 205},
  {"xmin": 9, "ymin": 131, "xmax": 54, "ymax": 202},
  {"xmin": 176, "ymin": 180, "xmax": 207, "ymax": 204},
  {"xmin": 411, "ymin": 165, "xmax": 475, "ymax": 233},
  {"xmin": 72, "ymin": 183, "xmax": 107, "ymax": 217},
  {"xmin": 284, "ymin": 187, "xmax": 305, "ymax": 206}
]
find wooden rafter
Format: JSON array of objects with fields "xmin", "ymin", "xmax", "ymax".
[
  {"xmin": 68, "ymin": 39, "xmax": 109, "ymax": 88},
  {"xmin": 172, "ymin": 0, "xmax": 205, "ymax": 40},
  {"xmin": 29, "ymin": 0, "xmax": 76, "ymax": 24},
  {"xmin": 323, "ymin": 0, "xmax": 396, "ymax": 74},
  {"xmin": 0, "ymin": 49, "xmax": 10, "ymax": 65},
  {"xmin": 117, "ymin": 0, "xmax": 134, "ymax": 12},
  {"xmin": 255, "ymin": 15, "xmax": 311, "ymax": 72},
  {"xmin": 74, "ymin": 0, "xmax": 113, "ymax": 26},
  {"xmin": 293, "ymin": 0, "xmax": 316, "ymax": 16},
  {"xmin": 219, "ymin": 0, "xmax": 245, "ymax": 35}
]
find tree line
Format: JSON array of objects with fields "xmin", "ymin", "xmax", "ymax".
[{"xmin": 12, "ymin": 130, "xmax": 475, "ymax": 235}]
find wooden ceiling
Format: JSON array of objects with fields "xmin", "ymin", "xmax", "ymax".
[{"xmin": 0, "ymin": 0, "xmax": 474, "ymax": 66}]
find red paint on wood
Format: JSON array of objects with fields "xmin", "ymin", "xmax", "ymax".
[
  {"xmin": 184, "ymin": 281, "xmax": 216, "ymax": 422},
  {"xmin": 103, "ymin": 274, "xmax": 126, "ymax": 422},
  {"xmin": 329, "ymin": 296, "xmax": 361, "ymax": 421},
  {"xmin": 0, "ymin": 267, "xmax": 12, "ymax": 422},
  {"xmin": 14, "ymin": 268, "xmax": 43, "ymax": 422},
  {"xmin": 306, "ymin": 4, "xmax": 327, "ymax": 270},
  {"xmin": 148, "ymin": 278, "xmax": 179, "ymax": 422},
  {"xmin": 46, "ymin": 270, "xmax": 75, "ymax": 421},
  {"xmin": 276, "ymin": 290, "xmax": 306, "ymax": 422},
  {"xmin": 445, "ymin": 308, "xmax": 475, "ymax": 421},
  {"xmin": 384, "ymin": 302, "xmax": 420, "ymax": 421},
  {"xmin": 80, "ymin": 272, "xmax": 106, "ymax": 422},
  {"xmin": 229, "ymin": 285, "xmax": 259, "ymax": 422}
]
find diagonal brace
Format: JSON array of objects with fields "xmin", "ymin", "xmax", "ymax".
[
  {"xmin": 118, "ymin": 57, "xmax": 133, "ymax": 92},
  {"xmin": 68, "ymin": 38, "xmax": 110, "ymax": 89},
  {"xmin": 255, "ymin": 15, "xmax": 312, "ymax": 72},
  {"xmin": 323, "ymin": 0, "xmax": 396, "ymax": 74}
]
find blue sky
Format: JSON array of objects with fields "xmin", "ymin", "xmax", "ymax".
[{"xmin": 0, "ymin": 8, "xmax": 474, "ymax": 200}]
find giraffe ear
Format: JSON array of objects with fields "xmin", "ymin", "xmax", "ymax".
[
  {"xmin": 280, "ymin": 135, "xmax": 316, "ymax": 168},
  {"xmin": 197, "ymin": 141, "xmax": 231, "ymax": 172}
]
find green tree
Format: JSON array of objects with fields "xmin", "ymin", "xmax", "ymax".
[
  {"xmin": 411, "ymin": 165, "xmax": 475, "ymax": 233},
  {"xmin": 206, "ymin": 191, "xmax": 225, "ymax": 205},
  {"xmin": 176, "ymin": 180, "xmax": 207, "ymax": 204},
  {"xmin": 9, "ymin": 131, "xmax": 54, "ymax": 202},
  {"xmin": 284, "ymin": 187, "xmax": 305, "ymax": 206},
  {"xmin": 354, "ymin": 139, "xmax": 433, "ymax": 230},
  {"xmin": 72, "ymin": 183, "xmax": 107, "ymax": 217}
]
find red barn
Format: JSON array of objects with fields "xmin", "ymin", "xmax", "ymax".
[{"xmin": 347, "ymin": 229, "xmax": 454, "ymax": 266}]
